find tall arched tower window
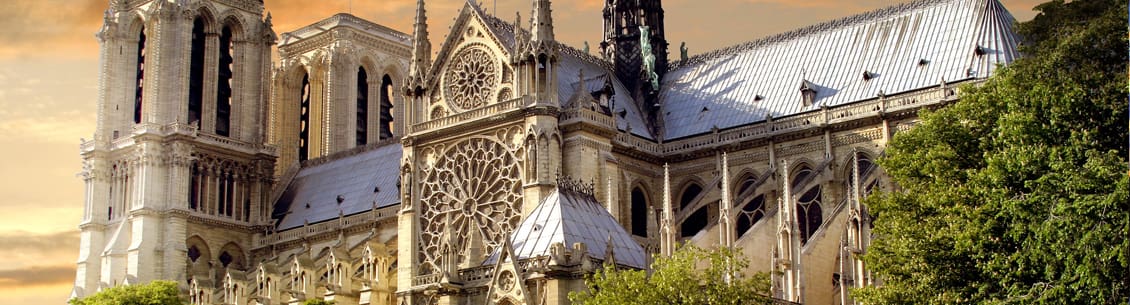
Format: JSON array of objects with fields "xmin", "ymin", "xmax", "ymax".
[
  {"xmin": 215, "ymin": 26, "xmax": 234, "ymax": 137},
  {"xmin": 631, "ymin": 187, "xmax": 649, "ymax": 237},
  {"xmin": 298, "ymin": 73, "xmax": 312, "ymax": 162},
  {"xmin": 133, "ymin": 26, "xmax": 147, "ymax": 124},
  {"xmin": 680, "ymin": 183, "xmax": 708, "ymax": 238},
  {"xmin": 356, "ymin": 67, "xmax": 369, "ymax": 146},
  {"xmin": 188, "ymin": 18, "xmax": 205, "ymax": 127},
  {"xmin": 379, "ymin": 74, "xmax": 394, "ymax": 140},
  {"xmin": 735, "ymin": 174, "xmax": 766, "ymax": 237},
  {"xmin": 792, "ymin": 166, "xmax": 823, "ymax": 244}
]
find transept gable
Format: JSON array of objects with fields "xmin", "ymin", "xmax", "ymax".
[{"xmin": 424, "ymin": 2, "xmax": 513, "ymax": 101}]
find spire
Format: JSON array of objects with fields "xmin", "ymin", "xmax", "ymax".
[
  {"xmin": 408, "ymin": 0, "xmax": 431, "ymax": 84},
  {"xmin": 530, "ymin": 0, "xmax": 554, "ymax": 42}
]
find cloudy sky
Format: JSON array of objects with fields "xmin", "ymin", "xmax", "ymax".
[{"xmin": 0, "ymin": 0, "xmax": 1039, "ymax": 303}]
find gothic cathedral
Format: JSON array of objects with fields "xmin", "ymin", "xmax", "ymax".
[{"xmin": 74, "ymin": 0, "xmax": 1021, "ymax": 304}]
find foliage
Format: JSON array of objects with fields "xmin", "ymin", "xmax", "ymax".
[
  {"xmin": 569, "ymin": 245, "xmax": 772, "ymax": 305},
  {"xmin": 69, "ymin": 280, "xmax": 185, "ymax": 305},
  {"xmin": 301, "ymin": 299, "xmax": 335, "ymax": 305},
  {"xmin": 853, "ymin": 0, "xmax": 1129, "ymax": 304}
]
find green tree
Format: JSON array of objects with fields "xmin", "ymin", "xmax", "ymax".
[
  {"xmin": 69, "ymin": 280, "xmax": 185, "ymax": 305},
  {"xmin": 569, "ymin": 245, "xmax": 772, "ymax": 305},
  {"xmin": 854, "ymin": 0, "xmax": 1129, "ymax": 304}
]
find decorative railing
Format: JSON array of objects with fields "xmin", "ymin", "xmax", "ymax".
[
  {"xmin": 411, "ymin": 273, "xmax": 441, "ymax": 287},
  {"xmin": 253, "ymin": 204, "xmax": 400, "ymax": 247},
  {"xmin": 82, "ymin": 122, "xmax": 277, "ymax": 155},
  {"xmin": 411, "ymin": 97, "xmax": 527, "ymax": 133},
  {"xmin": 559, "ymin": 108, "xmax": 616, "ymax": 130}
]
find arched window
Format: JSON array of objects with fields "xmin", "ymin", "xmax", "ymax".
[
  {"xmin": 736, "ymin": 194, "xmax": 765, "ymax": 238},
  {"xmin": 215, "ymin": 26, "xmax": 234, "ymax": 137},
  {"xmin": 680, "ymin": 183, "xmax": 707, "ymax": 238},
  {"xmin": 792, "ymin": 166, "xmax": 822, "ymax": 245},
  {"xmin": 356, "ymin": 67, "xmax": 369, "ymax": 146},
  {"xmin": 379, "ymin": 74, "xmax": 394, "ymax": 140},
  {"xmin": 133, "ymin": 26, "xmax": 147, "ymax": 124},
  {"xmin": 188, "ymin": 245, "xmax": 201, "ymax": 262},
  {"xmin": 189, "ymin": 164, "xmax": 200, "ymax": 210},
  {"xmin": 630, "ymin": 187, "xmax": 649, "ymax": 237},
  {"xmin": 298, "ymin": 73, "xmax": 311, "ymax": 162},
  {"xmin": 187, "ymin": 17, "xmax": 205, "ymax": 127}
]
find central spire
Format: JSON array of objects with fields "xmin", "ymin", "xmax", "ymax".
[{"xmin": 531, "ymin": 0, "xmax": 554, "ymax": 42}]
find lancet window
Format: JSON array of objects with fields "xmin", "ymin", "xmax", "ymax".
[
  {"xmin": 792, "ymin": 165, "xmax": 823, "ymax": 245},
  {"xmin": 187, "ymin": 17, "xmax": 205, "ymax": 127},
  {"xmin": 215, "ymin": 26, "xmax": 234, "ymax": 137},
  {"xmin": 680, "ymin": 183, "xmax": 708, "ymax": 238},
  {"xmin": 298, "ymin": 73, "xmax": 311, "ymax": 161},
  {"xmin": 379, "ymin": 74, "xmax": 394, "ymax": 140},
  {"xmin": 133, "ymin": 26, "xmax": 147, "ymax": 124},
  {"xmin": 356, "ymin": 67, "xmax": 369, "ymax": 146},
  {"xmin": 735, "ymin": 173, "xmax": 767, "ymax": 237},
  {"xmin": 630, "ymin": 187, "xmax": 649, "ymax": 237}
]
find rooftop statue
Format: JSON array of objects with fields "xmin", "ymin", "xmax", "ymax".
[{"xmin": 640, "ymin": 26, "xmax": 659, "ymax": 91}]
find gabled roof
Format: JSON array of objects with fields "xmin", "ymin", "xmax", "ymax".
[
  {"xmin": 485, "ymin": 187, "xmax": 649, "ymax": 269},
  {"xmin": 479, "ymin": 13, "xmax": 656, "ymax": 139},
  {"xmin": 659, "ymin": 0, "xmax": 1019, "ymax": 139},
  {"xmin": 274, "ymin": 143, "xmax": 403, "ymax": 230}
]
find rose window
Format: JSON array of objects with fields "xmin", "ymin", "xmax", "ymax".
[
  {"xmin": 418, "ymin": 137, "xmax": 522, "ymax": 274},
  {"xmin": 443, "ymin": 47, "xmax": 498, "ymax": 111}
]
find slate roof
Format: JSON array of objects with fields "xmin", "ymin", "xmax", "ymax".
[
  {"xmin": 485, "ymin": 187, "xmax": 649, "ymax": 269},
  {"xmin": 658, "ymin": 0, "xmax": 1020, "ymax": 139},
  {"xmin": 274, "ymin": 143, "xmax": 403, "ymax": 230}
]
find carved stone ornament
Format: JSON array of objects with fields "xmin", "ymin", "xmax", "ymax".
[
  {"xmin": 417, "ymin": 137, "xmax": 522, "ymax": 274},
  {"xmin": 443, "ymin": 46, "xmax": 498, "ymax": 111}
]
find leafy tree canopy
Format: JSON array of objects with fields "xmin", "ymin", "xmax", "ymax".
[
  {"xmin": 854, "ymin": 0, "xmax": 1128, "ymax": 304},
  {"xmin": 69, "ymin": 280, "xmax": 185, "ymax": 305},
  {"xmin": 569, "ymin": 245, "xmax": 773, "ymax": 305}
]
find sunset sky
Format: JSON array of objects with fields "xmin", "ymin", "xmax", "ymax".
[{"xmin": 0, "ymin": 0, "xmax": 1039, "ymax": 303}]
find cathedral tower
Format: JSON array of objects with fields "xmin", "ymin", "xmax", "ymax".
[
  {"xmin": 600, "ymin": 0, "xmax": 667, "ymax": 132},
  {"xmin": 76, "ymin": 0, "xmax": 276, "ymax": 298}
]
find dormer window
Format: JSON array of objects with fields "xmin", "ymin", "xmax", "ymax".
[
  {"xmin": 862, "ymin": 70, "xmax": 875, "ymax": 81},
  {"xmin": 800, "ymin": 80, "xmax": 817, "ymax": 107}
]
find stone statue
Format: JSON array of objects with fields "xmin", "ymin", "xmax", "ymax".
[
  {"xmin": 639, "ymin": 26, "xmax": 659, "ymax": 91},
  {"xmin": 583, "ymin": 41, "xmax": 590, "ymax": 54},
  {"xmin": 680, "ymin": 42, "xmax": 688, "ymax": 61}
]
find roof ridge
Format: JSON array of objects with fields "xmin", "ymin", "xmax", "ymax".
[
  {"xmin": 299, "ymin": 136, "xmax": 402, "ymax": 168},
  {"xmin": 669, "ymin": 0, "xmax": 956, "ymax": 71},
  {"xmin": 479, "ymin": 12, "xmax": 614, "ymax": 71}
]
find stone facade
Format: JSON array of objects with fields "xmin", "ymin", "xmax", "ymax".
[{"xmin": 75, "ymin": 0, "xmax": 1019, "ymax": 305}]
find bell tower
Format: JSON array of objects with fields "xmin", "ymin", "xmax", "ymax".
[
  {"xmin": 76, "ymin": 0, "xmax": 276, "ymax": 298},
  {"xmin": 600, "ymin": 0, "xmax": 667, "ymax": 131}
]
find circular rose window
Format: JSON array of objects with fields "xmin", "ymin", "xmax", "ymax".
[{"xmin": 443, "ymin": 46, "xmax": 498, "ymax": 111}]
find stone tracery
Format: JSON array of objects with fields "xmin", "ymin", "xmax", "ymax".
[
  {"xmin": 443, "ymin": 46, "xmax": 499, "ymax": 111},
  {"xmin": 417, "ymin": 137, "xmax": 522, "ymax": 274}
]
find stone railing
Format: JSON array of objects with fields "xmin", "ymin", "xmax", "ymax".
[
  {"xmin": 82, "ymin": 122, "xmax": 277, "ymax": 155},
  {"xmin": 559, "ymin": 107, "xmax": 616, "ymax": 130},
  {"xmin": 411, "ymin": 97, "xmax": 527, "ymax": 133},
  {"xmin": 642, "ymin": 83, "xmax": 968, "ymax": 157},
  {"xmin": 411, "ymin": 273, "xmax": 441, "ymax": 287},
  {"xmin": 254, "ymin": 204, "xmax": 400, "ymax": 247}
]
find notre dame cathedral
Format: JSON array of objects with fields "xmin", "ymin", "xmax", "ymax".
[{"xmin": 72, "ymin": 0, "xmax": 1019, "ymax": 304}]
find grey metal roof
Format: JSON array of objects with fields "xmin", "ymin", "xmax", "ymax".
[
  {"xmin": 274, "ymin": 144, "xmax": 403, "ymax": 230},
  {"xmin": 658, "ymin": 0, "xmax": 1019, "ymax": 139},
  {"xmin": 477, "ymin": 11, "xmax": 656, "ymax": 140},
  {"xmin": 485, "ymin": 188, "xmax": 649, "ymax": 269}
]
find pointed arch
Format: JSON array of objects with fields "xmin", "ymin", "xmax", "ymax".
[
  {"xmin": 630, "ymin": 184, "xmax": 651, "ymax": 237},
  {"xmin": 678, "ymin": 181, "xmax": 708, "ymax": 238},
  {"xmin": 790, "ymin": 163, "xmax": 822, "ymax": 245},
  {"xmin": 218, "ymin": 242, "xmax": 246, "ymax": 270},
  {"xmin": 733, "ymin": 170, "xmax": 767, "ymax": 237},
  {"xmin": 186, "ymin": 236, "xmax": 212, "ymax": 264}
]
